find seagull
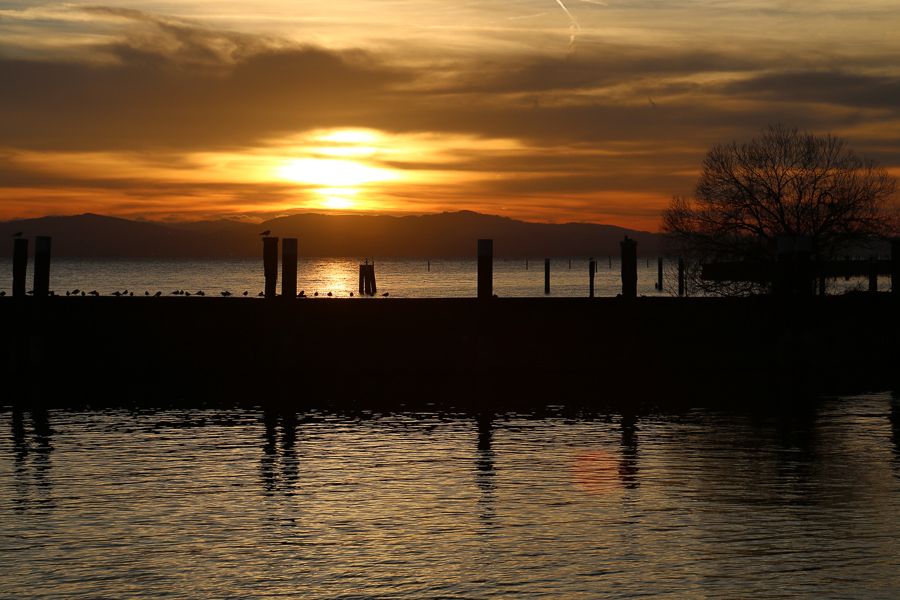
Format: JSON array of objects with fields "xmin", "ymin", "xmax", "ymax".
[
  {"xmin": 112, "ymin": 291, "xmax": 122, "ymax": 297},
  {"xmin": 313, "ymin": 291, "xmax": 319, "ymax": 297},
  {"xmin": 259, "ymin": 230, "xmax": 271, "ymax": 236},
  {"xmin": 381, "ymin": 292, "xmax": 389, "ymax": 297},
  {"xmin": 129, "ymin": 292, "xmax": 133, "ymax": 296},
  {"xmin": 154, "ymin": 291, "xmax": 162, "ymax": 297},
  {"xmin": 72, "ymin": 289, "xmax": 80, "ymax": 295},
  {"xmin": 89, "ymin": 290, "xmax": 99, "ymax": 296},
  {"xmin": 184, "ymin": 291, "xmax": 191, "ymax": 297},
  {"xmin": 257, "ymin": 291, "xmax": 264, "ymax": 297},
  {"xmin": 349, "ymin": 292, "xmax": 354, "ymax": 297},
  {"xmin": 144, "ymin": 290, "xmax": 150, "ymax": 296},
  {"xmin": 196, "ymin": 290, "xmax": 205, "ymax": 296},
  {"xmin": 221, "ymin": 290, "xmax": 231, "ymax": 297},
  {"xmin": 81, "ymin": 291, "xmax": 85, "ymax": 296},
  {"xmin": 0, "ymin": 291, "xmax": 5, "ymax": 297},
  {"xmin": 326, "ymin": 292, "xmax": 333, "ymax": 297},
  {"xmin": 66, "ymin": 291, "xmax": 71, "ymax": 296},
  {"xmin": 242, "ymin": 291, "xmax": 249, "ymax": 296}
]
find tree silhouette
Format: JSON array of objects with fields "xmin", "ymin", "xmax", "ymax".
[{"xmin": 663, "ymin": 124, "xmax": 897, "ymax": 294}]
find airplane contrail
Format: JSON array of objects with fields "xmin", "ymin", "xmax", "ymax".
[{"xmin": 553, "ymin": 0, "xmax": 580, "ymax": 46}]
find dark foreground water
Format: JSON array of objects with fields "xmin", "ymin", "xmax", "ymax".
[{"xmin": 2, "ymin": 394, "xmax": 900, "ymax": 598}]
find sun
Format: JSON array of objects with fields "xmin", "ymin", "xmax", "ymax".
[{"xmin": 277, "ymin": 158, "xmax": 394, "ymax": 187}]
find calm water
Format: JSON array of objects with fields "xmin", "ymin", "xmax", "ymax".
[
  {"xmin": 2, "ymin": 394, "xmax": 899, "ymax": 598},
  {"xmin": 1, "ymin": 257, "xmax": 886, "ymax": 298}
]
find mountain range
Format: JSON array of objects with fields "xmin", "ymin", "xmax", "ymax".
[{"xmin": 0, "ymin": 211, "xmax": 663, "ymax": 258}]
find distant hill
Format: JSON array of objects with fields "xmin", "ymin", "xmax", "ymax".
[{"xmin": 0, "ymin": 211, "xmax": 663, "ymax": 258}]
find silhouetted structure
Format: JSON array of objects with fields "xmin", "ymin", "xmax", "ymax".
[
  {"xmin": 589, "ymin": 258, "xmax": 596, "ymax": 298},
  {"xmin": 620, "ymin": 236, "xmax": 637, "ymax": 298},
  {"xmin": 656, "ymin": 257, "xmax": 663, "ymax": 291},
  {"xmin": 263, "ymin": 237, "xmax": 278, "ymax": 299},
  {"xmin": 33, "ymin": 236, "xmax": 51, "ymax": 298},
  {"xmin": 12, "ymin": 238, "xmax": 27, "ymax": 297},
  {"xmin": 544, "ymin": 258, "xmax": 550, "ymax": 295},
  {"xmin": 359, "ymin": 262, "xmax": 377, "ymax": 296},
  {"xmin": 282, "ymin": 238, "xmax": 297, "ymax": 299},
  {"xmin": 678, "ymin": 257, "xmax": 685, "ymax": 296},
  {"xmin": 478, "ymin": 239, "xmax": 493, "ymax": 299}
]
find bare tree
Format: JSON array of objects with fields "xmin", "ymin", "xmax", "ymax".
[{"xmin": 663, "ymin": 124, "xmax": 897, "ymax": 294}]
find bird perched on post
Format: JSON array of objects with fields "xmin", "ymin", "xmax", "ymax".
[{"xmin": 259, "ymin": 230, "xmax": 271, "ymax": 236}]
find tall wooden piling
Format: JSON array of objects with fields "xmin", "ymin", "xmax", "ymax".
[
  {"xmin": 544, "ymin": 259, "xmax": 550, "ymax": 295},
  {"xmin": 678, "ymin": 257, "xmax": 685, "ymax": 297},
  {"xmin": 620, "ymin": 236, "xmax": 637, "ymax": 299},
  {"xmin": 869, "ymin": 257, "xmax": 878, "ymax": 293},
  {"xmin": 892, "ymin": 240, "xmax": 899, "ymax": 295},
  {"xmin": 282, "ymin": 238, "xmax": 297, "ymax": 299},
  {"xmin": 359, "ymin": 263, "xmax": 366, "ymax": 294},
  {"xmin": 33, "ymin": 236, "xmax": 51, "ymax": 297},
  {"xmin": 367, "ymin": 264, "xmax": 377, "ymax": 295},
  {"xmin": 263, "ymin": 237, "xmax": 278, "ymax": 299},
  {"xmin": 477, "ymin": 239, "xmax": 493, "ymax": 299},
  {"xmin": 589, "ymin": 258, "xmax": 596, "ymax": 298},
  {"xmin": 12, "ymin": 238, "xmax": 28, "ymax": 298},
  {"xmin": 657, "ymin": 256, "xmax": 663, "ymax": 291}
]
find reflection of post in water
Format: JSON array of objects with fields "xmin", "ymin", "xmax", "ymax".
[
  {"xmin": 9, "ymin": 405, "xmax": 54, "ymax": 510},
  {"xmin": 475, "ymin": 412, "xmax": 496, "ymax": 524},
  {"xmin": 619, "ymin": 412, "xmax": 639, "ymax": 489},
  {"xmin": 260, "ymin": 408, "xmax": 299, "ymax": 496}
]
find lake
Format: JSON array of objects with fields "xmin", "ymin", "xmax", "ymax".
[
  {"xmin": 2, "ymin": 393, "xmax": 899, "ymax": 598},
  {"xmin": 0, "ymin": 257, "xmax": 885, "ymax": 298}
]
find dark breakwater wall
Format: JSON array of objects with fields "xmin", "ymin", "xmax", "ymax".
[{"xmin": 1, "ymin": 296, "xmax": 897, "ymax": 409}]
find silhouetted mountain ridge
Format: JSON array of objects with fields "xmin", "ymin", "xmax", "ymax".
[{"xmin": 0, "ymin": 211, "xmax": 662, "ymax": 258}]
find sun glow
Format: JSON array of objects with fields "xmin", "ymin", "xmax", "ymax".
[{"xmin": 277, "ymin": 158, "xmax": 395, "ymax": 187}]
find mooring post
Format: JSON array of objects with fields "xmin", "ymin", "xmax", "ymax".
[
  {"xmin": 12, "ymin": 238, "xmax": 28, "ymax": 298},
  {"xmin": 369, "ymin": 263, "xmax": 377, "ymax": 295},
  {"xmin": 620, "ymin": 236, "xmax": 637, "ymax": 299},
  {"xmin": 677, "ymin": 257, "xmax": 685, "ymax": 297},
  {"xmin": 427, "ymin": 259, "xmax": 430, "ymax": 272},
  {"xmin": 544, "ymin": 258, "xmax": 550, "ymax": 295},
  {"xmin": 525, "ymin": 257, "xmax": 529, "ymax": 270},
  {"xmin": 657, "ymin": 256, "xmax": 663, "ymax": 291},
  {"xmin": 282, "ymin": 238, "xmax": 297, "ymax": 299},
  {"xmin": 892, "ymin": 240, "xmax": 899, "ymax": 295},
  {"xmin": 33, "ymin": 236, "xmax": 52, "ymax": 297},
  {"xmin": 359, "ymin": 263, "xmax": 366, "ymax": 294},
  {"xmin": 869, "ymin": 256, "xmax": 878, "ymax": 293},
  {"xmin": 263, "ymin": 236, "xmax": 278, "ymax": 299},
  {"xmin": 589, "ymin": 258, "xmax": 596, "ymax": 298},
  {"xmin": 477, "ymin": 239, "xmax": 493, "ymax": 300}
]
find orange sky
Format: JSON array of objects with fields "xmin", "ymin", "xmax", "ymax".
[{"xmin": 2, "ymin": 1, "xmax": 899, "ymax": 230}]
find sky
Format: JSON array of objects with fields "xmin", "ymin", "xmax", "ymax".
[{"xmin": 1, "ymin": 1, "xmax": 899, "ymax": 230}]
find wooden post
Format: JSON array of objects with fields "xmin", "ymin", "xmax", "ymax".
[
  {"xmin": 34, "ymin": 236, "xmax": 51, "ymax": 297},
  {"xmin": 568, "ymin": 259, "xmax": 572, "ymax": 270},
  {"xmin": 263, "ymin": 237, "xmax": 278, "ymax": 299},
  {"xmin": 427, "ymin": 259, "xmax": 430, "ymax": 272},
  {"xmin": 359, "ymin": 263, "xmax": 366, "ymax": 294},
  {"xmin": 869, "ymin": 256, "xmax": 878, "ymax": 293},
  {"xmin": 477, "ymin": 239, "xmax": 493, "ymax": 300},
  {"xmin": 678, "ymin": 257, "xmax": 685, "ymax": 297},
  {"xmin": 608, "ymin": 255, "xmax": 612, "ymax": 269},
  {"xmin": 620, "ymin": 236, "xmax": 637, "ymax": 299},
  {"xmin": 282, "ymin": 238, "xmax": 297, "ymax": 299},
  {"xmin": 544, "ymin": 258, "xmax": 550, "ymax": 295},
  {"xmin": 589, "ymin": 258, "xmax": 596, "ymax": 298},
  {"xmin": 369, "ymin": 264, "xmax": 377, "ymax": 295},
  {"xmin": 892, "ymin": 240, "xmax": 899, "ymax": 296},
  {"xmin": 12, "ymin": 238, "xmax": 28, "ymax": 298},
  {"xmin": 525, "ymin": 258, "xmax": 528, "ymax": 270},
  {"xmin": 657, "ymin": 256, "xmax": 663, "ymax": 291}
]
